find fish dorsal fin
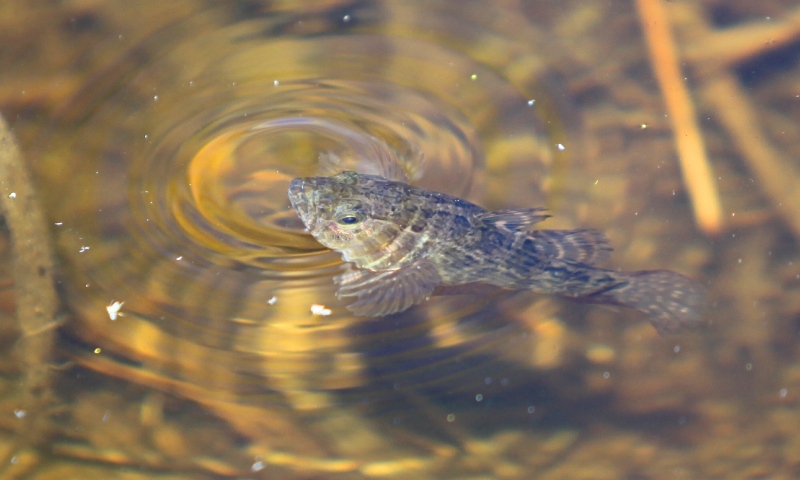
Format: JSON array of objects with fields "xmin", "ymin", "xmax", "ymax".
[
  {"xmin": 478, "ymin": 208, "xmax": 550, "ymax": 231},
  {"xmin": 334, "ymin": 261, "xmax": 442, "ymax": 317},
  {"xmin": 530, "ymin": 229, "xmax": 613, "ymax": 265}
]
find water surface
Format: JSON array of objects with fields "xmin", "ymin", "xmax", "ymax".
[{"xmin": 1, "ymin": 1, "xmax": 799, "ymax": 478}]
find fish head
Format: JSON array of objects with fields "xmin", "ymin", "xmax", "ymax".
[{"xmin": 288, "ymin": 171, "xmax": 405, "ymax": 265}]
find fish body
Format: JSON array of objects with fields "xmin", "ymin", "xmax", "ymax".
[{"xmin": 288, "ymin": 171, "xmax": 706, "ymax": 334}]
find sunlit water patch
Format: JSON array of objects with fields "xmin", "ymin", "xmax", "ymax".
[{"xmin": 34, "ymin": 0, "xmax": 583, "ymax": 435}]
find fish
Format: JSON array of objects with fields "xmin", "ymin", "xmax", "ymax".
[{"xmin": 288, "ymin": 171, "xmax": 707, "ymax": 335}]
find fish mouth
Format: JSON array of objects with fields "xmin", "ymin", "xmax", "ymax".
[{"xmin": 288, "ymin": 177, "xmax": 315, "ymax": 230}]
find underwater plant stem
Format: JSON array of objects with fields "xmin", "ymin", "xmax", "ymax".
[
  {"xmin": 0, "ymin": 114, "xmax": 59, "ymax": 471},
  {"xmin": 635, "ymin": 0, "xmax": 723, "ymax": 235}
]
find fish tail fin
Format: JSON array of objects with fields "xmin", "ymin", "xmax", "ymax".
[{"xmin": 586, "ymin": 270, "xmax": 708, "ymax": 335}]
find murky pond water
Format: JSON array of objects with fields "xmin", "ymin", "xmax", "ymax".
[{"xmin": 2, "ymin": 1, "xmax": 800, "ymax": 478}]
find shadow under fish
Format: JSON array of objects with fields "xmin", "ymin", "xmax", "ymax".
[{"xmin": 288, "ymin": 171, "xmax": 707, "ymax": 335}]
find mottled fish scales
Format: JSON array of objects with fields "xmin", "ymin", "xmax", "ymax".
[
  {"xmin": 530, "ymin": 229, "xmax": 612, "ymax": 265},
  {"xmin": 289, "ymin": 171, "xmax": 707, "ymax": 334}
]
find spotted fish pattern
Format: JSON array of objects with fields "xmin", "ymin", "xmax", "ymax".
[{"xmin": 289, "ymin": 171, "xmax": 707, "ymax": 334}]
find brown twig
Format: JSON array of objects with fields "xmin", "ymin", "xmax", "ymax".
[{"xmin": 635, "ymin": 0, "xmax": 723, "ymax": 235}]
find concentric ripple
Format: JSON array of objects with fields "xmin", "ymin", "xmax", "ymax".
[{"xmin": 34, "ymin": 3, "xmax": 581, "ymax": 405}]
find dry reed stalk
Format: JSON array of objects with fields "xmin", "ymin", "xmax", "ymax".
[
  {"xmin": 676, "ymin": 4, "xmax": 800, "ymax": 241},
  {"xmin": 635, "ymin": 0, "xmax": 723, "ymax": 235}
]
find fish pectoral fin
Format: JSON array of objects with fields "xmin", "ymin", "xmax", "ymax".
[
  {"xmin": 478, "ymin": 208, "xmax": 550, "ymax": 231},
  {"xmin": 334, "ymin": 261, "xmax": 441, "ymax": 317}
]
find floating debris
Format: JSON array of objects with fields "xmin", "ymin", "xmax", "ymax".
[
  {"xmin": 106, "ymin": 301, "xmax": 125, "ymax": 321},
  {"xmin": 310, "ymin": 304, "xmax": 332, "ymax": 316}
]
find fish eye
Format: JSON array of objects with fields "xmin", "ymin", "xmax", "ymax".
[{"xmin": 336, "ymin": 213, "xmax": 364, "ymax": 226}]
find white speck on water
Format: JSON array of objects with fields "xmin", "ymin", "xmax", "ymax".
[
  {"xmin": 10, "ymin": 456, "xmax": 18, "ymax": 465},
  {"xmin": 641, "ymin": 123, "xmax": 648, "ymax": 129},
  {"xmin": 102, "ymin": 410, "xmax": 110, "ymax": 423},
  {"xmin": 780, "ymin": 388, "xmax": 788, "ymax": 398},
  {"xmin": 342, "ymin": 14, "xmax": 351, "ymax": 22},
  {"xmin": 55, "ymin": 222, "xmax": 63, "ymax": 226},
  {"xmin": 470, "ymin": 74, "xmax": 477, "ymax": 80},
  {"xmin": 311, "ymin": 304, "xmax": 332, "ymax": 316},
  {"xmin": 674, "ymin": 345, "xmax": 681, "ymax": 353},
  {"xmin": 8, "ymin": 192, "xmax": 15, "ymax": 199},
  {"xmin": 175, "ymin": 256, "xmax": 183, "ymax": 261},
  {"xmin": 475, "ymin": 394, "xmax": 483, "ymax": 402},
  {"xmin": 745, "ymin": 362, "xmax": 753, "ymax": 371},
  {"xmin": 446, "ymin": 413, "xmax": 455, "ymax": 422},
  {"xmin": 273, "ymin": 80, "xmax": 279, "ymax": 86},
  {"xmin": 13, "ymin": 409, "xmax": 26, "ymax": 419},
  {"xmin": 79, "ymin": 246, "xmax": 90, "ymax": 253},
  {"xmin": 527, "ymin": 406, "xmax": 536, "ymax": 414},
  {"xmin": 268, "ymin": 296, "xmax": 278, "ymax": 305},
  {"xmin": 603, "ymin": 371, "xmax": 611, "ymax": 379},
  {"xmin": 153, "ymin": 95, "xmax": 159, "ymax": 102},
  {"xmin": 106, "ymin": 300, "xmax": 124, "ymax": 321},
  {"xmin": 527, "ymin": 99, "xmax": 535, "ymax": 106},
  {"xmin": 144, "ymin": 134, "xmax": 149, "ymax": 140},
  {"xmin": 557, "ymin": 143, "xmax": 566, "ymax": 151},
  {"xmin": 252, "ymin": 460, "xmax": 266, "ymax": 472}
]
